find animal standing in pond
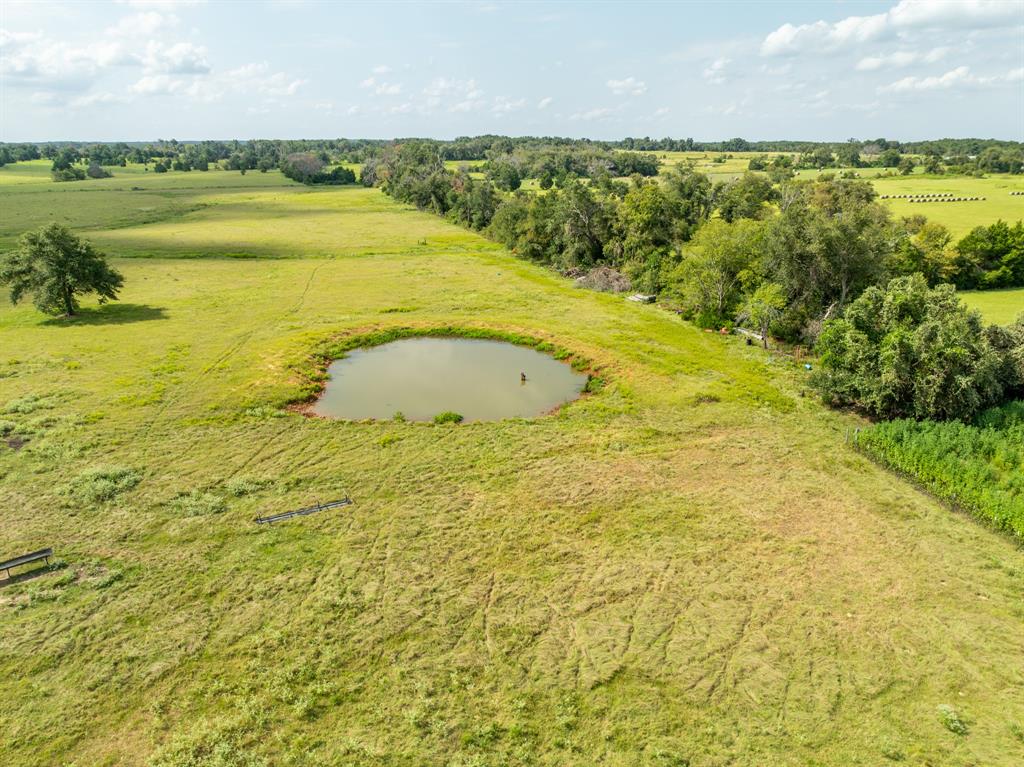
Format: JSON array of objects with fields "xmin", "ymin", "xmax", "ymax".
[{"xmin": 521, "ymin": 371, "xmax": 527, "ymax": 382}]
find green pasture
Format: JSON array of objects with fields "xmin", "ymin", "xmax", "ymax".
[
  {"xmin": 961, "ymin": 287, "xmax": 1024, "ymax": 325},
  {"xmin": 1, "ymin": 164, "xmax": 1023, "ymax": 766},
  {"xmin": 873, "ymin": 175, "xmax": 1024, "ymax": 237}
]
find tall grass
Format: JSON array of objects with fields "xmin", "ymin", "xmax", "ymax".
[{"xmin": 858, "ymin": 401, "xmax": 1024, "ymax": 538}]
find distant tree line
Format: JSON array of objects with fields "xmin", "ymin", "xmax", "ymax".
[{"xmin": 4, "ymin": 136, "xmax": 1020, "ymax": 176}]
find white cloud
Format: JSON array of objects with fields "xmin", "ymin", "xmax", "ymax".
[
  {"xmin": 143, "ymin": 41, "xmax": 209, "ymax": 74},
  {"xmin": 761, "ymin": 0, "xmax": 1022, "ymax": 56},
  {"xmin": 537, "ymin": 96, "xmax": 553, "ymax": 109},
  {"xmin": 856, "ymin": 47, "xmax": 948, "ymax": 71},
  {"xmin": 372, "ymin": 64, "xmax": 391, "ymax": 74},
  {"xmin": 491, "ymin": 96, "xmax": 525, "ymax": 114},
  {"xmin": 877, "ymin": 64, "xmax": 1019, "ymax": 93},
  {"xmin": 107, "ymin": 11, "xmax": 170, "ymax": 37},
  {"xmin": 450, "ymin": 97, "xmax": 485, "ymax": 112},
  {"xmin": 360, "ymin": 75, "xmax": 400, "ymax": 95},
  {"xmin": 606, "ymin": 76, "xmax": 646, "ymax": 95},
  {"xmin": 131, "ymin": 73, "xmax": 184, "ymax": 95},
  {"xmin": 654, "ymin": 106, "xmax": 670, "ymax": 116},
  {"xmin": 423, "ymin": 77, "xmax": 479, "ymax": 98},
  {"xmin": 702, "ymin": 57, "xmax": 731, "ymax": 84},
  {"xmin": 570, "ymin": 106, "xmax": 617, "ymax": 121},
  {"xmin": 0, "ymin": 35, "xmax": 138, "ymax": 90},
  {"xmin": 704, "ymin": 102, "xmax": 740, "ymax": 116},
  {"xmin": 116, "ymin": 0, "xmax": 204, "ymax": 8},
  {"xmin": 71, "ymin": 91, "xmax": 129, "ymax": 108}
]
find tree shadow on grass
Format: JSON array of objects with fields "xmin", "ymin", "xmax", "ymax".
[{"xmin": 41, "ymin": 303, "xmax": 168, "ymax": 326}]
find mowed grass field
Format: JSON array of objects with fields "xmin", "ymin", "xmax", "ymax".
[
  {"xmin": 1, "ymin": 166, "xmax": 1024, "ymax": 767},
  {"xmin": 961, "ymin": 288, "xmax": 1024, "ymax": 325},
  {"xmin": 872, "ymin": 175, "xmax": 1024, "ymax": 238}
]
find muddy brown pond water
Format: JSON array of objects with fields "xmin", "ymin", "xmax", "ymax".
[{"xmin": 311, "ymin": 337, "xmax": 588, "ymax": 422}]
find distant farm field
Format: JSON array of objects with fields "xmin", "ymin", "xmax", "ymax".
[
  {"xmin": 873, "ymin": 175, "xmax": 1024, "ymax": 237},
  {"xmin": 1, "ymin": 164, "xmax": 1024, "ymax": 767},
  {"xmin": 640, "ymin": 152, "xmax": 1024, "ymax": 236}
]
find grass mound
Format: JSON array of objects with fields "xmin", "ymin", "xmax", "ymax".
[
  {"xmin": 65, "ymin": 466, "xmax": 141, "ymax": 503},
  {"xmin": 171, "ymin": 491, "xmax": 228, "ymax": 516}
]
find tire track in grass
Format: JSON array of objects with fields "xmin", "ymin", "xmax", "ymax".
[{"xmin": 137, "ymin": 262, "xmax": 323, "ymax": 462}]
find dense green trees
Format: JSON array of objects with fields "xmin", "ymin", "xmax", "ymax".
[
  {"xmin": 280, "ymin": 152, "xmax": 355, "ymax": 185},
  {"xmin": 665, "ymin": 219, "xmax": 760, "ymax": 325},
  {"xmin": 948, "ymin": 220, "xmax": 1024, "ymax": 289},
  {"xmin": 0, "ymin": 224, "xmax": 124, "ymax": 316},
  {"xmin": 813, "ymin": 275, "xmax": 1009, "ymax": 421},
  {"xmin": 713, "ymin": 172, "xmax": 778, "ymax": 223}
]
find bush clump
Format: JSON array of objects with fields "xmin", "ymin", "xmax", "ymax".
[
  {"xmin": 813, "ymin": 275, "xmax": 1011, "ymax": 421},
  {"xmin": 433, "ymin": 411, "xmax": 464, "ymax": 424},
  {"xmin": 67, "ymin": 466, "xmax": 141, "ymax": 503},
  {"xmin": 938, "ymin": 704, "xmax": 969, "ymax": 735},
  {"xmin": 173, "ymin": 491, "xmax": 228, "ymax": 516},
  {"xmin": 224, "ymin": 476, "xmax": 273, "ymax": 497}
]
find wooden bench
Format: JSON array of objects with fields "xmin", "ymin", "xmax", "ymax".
[{"xmin": 0, "ymin": 547, "xmax": 53, "ymax": 579}]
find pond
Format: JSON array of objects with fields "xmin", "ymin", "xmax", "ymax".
[{"xmin": 311, "ymin": 337, "xmax": 589, "ymax": 422}]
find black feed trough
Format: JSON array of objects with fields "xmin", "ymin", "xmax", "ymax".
[{"xmin": 255, "ymin": 497, "xmax": 353, "ymax": 525}]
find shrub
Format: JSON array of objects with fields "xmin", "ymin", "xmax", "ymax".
[
  {"xmin": 938, "ymin": 704, "xmax": 969, "ymax": 735},
  {"xmin": 224, "ymin": 476, "xmax": 273, "ymax": 497},
  {"xmin": 4, "ymin": 394, "xmax": 49, "ymax": 414},
  {"xmin": 173, "ymin": 491, "xmax": 227, "ymax": 516},
  {"xmin": 813, "ymin": 275, "xmax": 1005, "ymax": 421},
  {"xmin": 433, "ymin": 411, "xmax": 464, "ymax": 424},
  {"xmin": 86, "ymin": 164, "xmax": 112, "ymax": 179},
  {"xmin": 67, "ymin": 466, "xmax": 141, "ymax": 503},
  {"xmin": 51, "ymin": 167, "xmax": 86, "ymax": 182}
]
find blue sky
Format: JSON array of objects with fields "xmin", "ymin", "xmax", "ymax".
[{"xmin": 2, "ymin": 0, "xmax": 1022, "ymax": 142}]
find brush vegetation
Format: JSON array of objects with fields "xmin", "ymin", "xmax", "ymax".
[{"xmin": 858, "ymin": 401, "xmax": 1024, "ymax": 538}]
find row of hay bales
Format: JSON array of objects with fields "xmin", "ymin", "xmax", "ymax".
[
  {"xmin": 880, "ymin": 192, "xmax": 986, "ymax": 202},
  {"xmin": 907, "ymin": 196, "xmax": 985, "ymax": 203},
  {"xmin": 1011, "ymin": 191, "xmax": 1024, "ymax": 196},
  {"xmin": 880, "ymin": 193, "xmax": 956, "ymax": 199}
]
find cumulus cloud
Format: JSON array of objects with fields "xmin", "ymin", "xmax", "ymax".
[
  {"xmin": 360, "ymin": 75, "xmax": 401, "ymax": 95},
  {"xmin": 423, "ymin": 77, "xmax": 479, "ymax": 98},
  {"xmin": 880, "ymin": 64, "xmax": 1022, "ymax": 93},
  {"xmin": 143, "ymin": 41, "xmax": 210, "ymax": 74},
  {"xmin": 0, "ymin": 34, "xmax": 138, "ymax": 90},
  {"xmin": 856, "ymin": 47, "xmax": 948, "ymax": 71},
  {"xmin": 491, "ymin": 96, "xmax": 525, "ymax": 114},
  {"xmin": 606, "ymin": 76, "xmax": 646, "ymax": 95},
  {"xmin": 71, "ymin": 91, "xmax": 129, "ymax": 108},
  {"xmin": 702, "ymin": 57, "xmax": 731, "ymax": 84},
  {"xmin": 570, "ymin": 106, "xmax": 618, "ymax": 121},
  {"xmin": 116, "ymin": 0, "xmax": 204, "ymax": 8},
  {"xmin": 107, "ymin": 11, "xmax": 169, "ymax": 37},
  {"xmin": 761, "ymin": 0, "xmax": 1021, "ymax": 56},
  {"xmin": 131, "ymin": 73, "xmax": 184, "ymax": 95},
  {"xmin": 537, "ymin": 96, "xmax": 553, "ymax": 109}
]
